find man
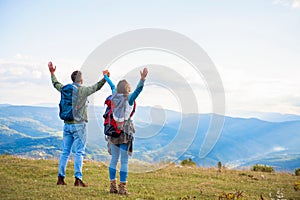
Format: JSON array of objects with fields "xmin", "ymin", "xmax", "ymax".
[{"xmin": 48, "ymin": 61, "xmax": 107, "ymax": 187}]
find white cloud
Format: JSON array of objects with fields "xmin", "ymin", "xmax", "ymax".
[
  {"xmin": 1, "ymin": 50, "xmax": 300, "ymax": 116},
  {"xmin": 273, "ymin": 146, "xmax": 287, "ymax": 152},
  {"xmin": 8, "ymin": 66, "xmax": 26, "ymax": 76},
  {"xmin": 0, "ymin": 66, "xmax": 7, "ymax": 74},
  {"xmin": 0, "ymin": 55, "xmax": 79, "ymax": 105},
  {"xmin": 32, "ymin": 70, "xmax": 42, "ymax": 79},
  {"xmin": 1, "ymin": 62, "xmax": 45, "ymax": 83},
  {"xmin": 14, "ymin": 53, "xmax": 31, "ymax": 60},
  {"xmin": 292, "ymin": 0, "xmax": 300, "ymax": 7},
  {"xmin": 273, "ymin": 0, "xmax": 300, "ymax": 9}
]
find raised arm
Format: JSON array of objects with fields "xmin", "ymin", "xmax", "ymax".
[
  {"xmin": 48, "ymin": 61, "xmax": 63, "ymax": 92},
  {"xmin": 103, "ymin": 70, "xmax": 116, "ymax": 94},
  {"xmin": 80, "ymin": 77, "xmax": 106, "ymax": 97},
  {"xmin": 128, "ymin": 68, "xmax": 148, "ymax": 105}
]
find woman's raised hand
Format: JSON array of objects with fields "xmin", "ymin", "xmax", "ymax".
[{"xmin": 140, "ymin": 68, "xmax": 148, "ymax": 81}]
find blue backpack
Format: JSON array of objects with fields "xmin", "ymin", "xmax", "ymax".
[{"xmin": 59, "ymin": 83, "xmax": 81, "ymax": 121}]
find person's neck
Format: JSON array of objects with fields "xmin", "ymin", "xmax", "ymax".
[{"xmin": 74, "ymin": 82, "xmax": 81, "ymax": 86}]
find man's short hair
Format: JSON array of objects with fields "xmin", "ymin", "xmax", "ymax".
[{"xmin": 71, "ymin": 70, "xmax": 82, "ymax": 83}]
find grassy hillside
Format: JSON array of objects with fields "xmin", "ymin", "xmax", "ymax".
[{"xmin": 0, "ymin": 155, "xmax": 299, "ymax": 199}]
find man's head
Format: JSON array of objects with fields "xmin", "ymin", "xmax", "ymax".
[{"xmin": 71, "ymin": 70, "xmax": 83, "ymax": 84}]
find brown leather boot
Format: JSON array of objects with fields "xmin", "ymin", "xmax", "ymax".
[
  {"xmin": 57, "ymin": 176, "xmax": 67, "ymax": 185},
  {"xmin": 110, "ymin": 180, "xmax": 118, "ymax": 193},
  {"xmin": 74, "ymin": 177, "xmax": 88, "ymax": 187},
  {"xmin": 118, "ymin": 182, "xmax": 130, "ymax": 195}
]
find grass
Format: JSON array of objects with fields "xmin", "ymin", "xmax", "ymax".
[{"xmin": 0, "ymin": 155, "xmax": 299, "ymax": 199}]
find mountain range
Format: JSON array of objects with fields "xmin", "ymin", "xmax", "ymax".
[{"xmin": 0, "ymin": 104, "xmax": 299, "ymax": 172}]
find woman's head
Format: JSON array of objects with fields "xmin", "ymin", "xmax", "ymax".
[{"xmin": 117, "ymin": 80, "xmax": 131, "ymax": 95}]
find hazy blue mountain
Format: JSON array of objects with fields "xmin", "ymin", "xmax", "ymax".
[
  {"xmin": 188, "ymin": 116, "xmax": 300, "ymax": 171},
  {"xmin": 0, "ymin": 104, "xmax": 299, "ymax": 172},
  {"xmin": 0, "ymin": 104, "xmax": 11, "ymax": 107},
  {"xmin": 231, "ymin": 111, "xmax": 300, "ymax": 122}
]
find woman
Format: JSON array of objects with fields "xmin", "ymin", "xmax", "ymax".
[{"xmin": 103, "ymin": 68, "xmax": 148, "ymax": 195}]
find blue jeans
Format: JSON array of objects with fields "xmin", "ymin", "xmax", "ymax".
[
  {"xmin": 58, "ymin": 123, "xmax": 87, "ymax": 180},
  {"xmin": 109, "ymin": 143, "xmax": 129, "ymax": 183}
]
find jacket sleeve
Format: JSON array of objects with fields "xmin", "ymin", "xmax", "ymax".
[
  {"xmin": 51, "ymin": 74, "xmax": 64, "ymax": 92},
  {"xmin": 80, "ymin": 78, "xmax": 106, "ymax": 97},
  {"xmin": 128, "ymin": 79, "xmax": 144, "ymax": 106},
  {"xmin": 104, "ymin": 74, "xmax": 116, "ymax": 94}
]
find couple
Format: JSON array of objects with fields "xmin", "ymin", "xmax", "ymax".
[{"xmin": 48, "ymin": 61, "xmax": 148, "ymax": 195}]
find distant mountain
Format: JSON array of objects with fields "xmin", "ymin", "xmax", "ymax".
[
  {"xmin": 0, "ymin": 104, "xmax": 11, "ymax": 107},
  {"xmin": 230, "ymin": 110, "xmax": 300, "ymax": 122},
  {"xmin": 189, "ymin": 116, "xmax": 300, "ymax": 171},
  {"xmin": 0, "ymin": 105, "xmax": 299, "ymax": 172}
]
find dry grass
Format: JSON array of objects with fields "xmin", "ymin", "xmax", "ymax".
[{"xmin": 0, "ymin": 155, "xmax": 299, "ymax": 199}]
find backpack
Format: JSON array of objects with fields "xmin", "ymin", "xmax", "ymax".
[
  {"xmin": 103, "ymin": 94, "xmax": 136, "ymax": 137},
  {"xmin": 59, "ymin": 83, "xmax": 82, "ymax": 121}
]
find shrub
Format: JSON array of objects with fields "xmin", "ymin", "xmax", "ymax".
[
  {"xmin": 251, "ymin": 164, "xmax": 274, "ymax": 172},
  {"xmin": 218, "ymin": 161, "xmax": 222, "ymax": 172},
  {"xmin": 180, "ymin": 158, "xmax": 196, "ymax": 166},
  {"xmin": 294, "ymin": 180, "xmax": 300, "ymax": 191},
  {"xmin": 295, "ymin": 168, "xmax": 300, "ymax": 176}
]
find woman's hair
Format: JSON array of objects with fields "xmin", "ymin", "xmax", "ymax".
[{"xmin": 117, "ymin": 80, "xmax": 131, "ymax": 95}]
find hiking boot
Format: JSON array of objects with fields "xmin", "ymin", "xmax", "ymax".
[
  {"xmin": 118, "ymin": 182, "xmax": 130, "ymax": 195},
  {"xmin": 110, "ymin": 180, "xmax": 118, "ymax": 193},
  {"xmin": 74, "ymin": 177, "xmax": 88, "ymax": 187},
  {"xmin": 57, "ymin": 176, "xmax": 67, "ymax": 185}
]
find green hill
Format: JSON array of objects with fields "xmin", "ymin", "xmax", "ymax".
[
  {"xmin": 1, "ymin": 105, "xmax": 300, "ymax": 172},
  {"xmin": 0, "ymin": 155, "xmax": 299, "ymax": 199}
]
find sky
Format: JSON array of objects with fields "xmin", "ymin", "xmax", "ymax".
[{"xmin": 0, "ymin": 0, "xmax": 300, "ymax": 117}]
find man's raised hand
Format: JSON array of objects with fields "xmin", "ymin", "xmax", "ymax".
[
  {"xmin": 103, "ymin": 70, "xmax": 110, "ymax": 77},
  {"xmin": 48, "ymin": 61, "xmax": 56, "ymax": 75}
]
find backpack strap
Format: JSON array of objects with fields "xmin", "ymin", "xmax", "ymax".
[
  {"xmin": 71, "ymin": 83, "xmax": 80, "ymax": 110},
  {"xmin": 129, "ymin": 101, "xmax": 136, "ymax": 118}
]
